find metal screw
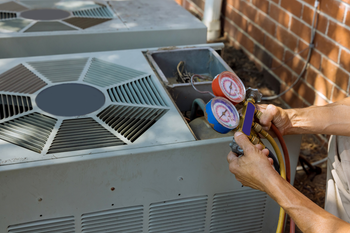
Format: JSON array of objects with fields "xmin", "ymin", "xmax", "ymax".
[
  {"xmin": 38, "ymin": 198, "xmax": 42, "ymax": 202},
  {"xmin": 178, "ymin": 177, "xmax": 183, "ymax": 181}
]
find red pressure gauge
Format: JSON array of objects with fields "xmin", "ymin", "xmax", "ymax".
[{"xmin": 212, "ymin": 71, "xmax": 246, "ymax": 105}]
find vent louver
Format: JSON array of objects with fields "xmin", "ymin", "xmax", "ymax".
[
  {"xmin": 0, "ymin": 12, "xmax": 17, "ymax": 20},
  {"xmin": 84, "ymin": 58, "xmax": 146, "ymax": 87},
  {"xmin": 72, "ymin": 7, "xmax": 113, "ymax": 18},
  {"xmin": 149, "ymin": 196, "xmax": 208, "ymax": 233},
  {"xmin": 0, "ymin": 94, "xmax": 32, "ymax": 120},
  {"xmin": 0, "ymin": 19, "xmax": 31, "ymax": 32},
  {"xmin": 63, "ymin": 17, "xmax": 111, "ymax": 29},
  {"xmin": 98, "ymin": 105, "xmax": 168, "ymax": 142},
  {"xmin": 25, "ymin": 21, "xmax": 76, "ymax": 32},
  {"xmin": 210, "ymin": 189, "xmax": 267, "ymax": 233},
  {"xmin": 8, "ymin": 216, "xmax": 75, "ymax": 233},
  {"xmin": 27, "ymin": 58, "xmax": 88, "ymax": 83},
  {"xmin": 0, "ymin": 64, "xmax": 47, "ymax": 94},
  {"xmin": 0, "ymin": 2, "xmax": 28, "ymax": 11},
  {"xmin": 81, "ymin": 205, "xmax": 143, "ymax": 233},
  {"xmin": 0, "ymin": 113, "xmax": 56, "ymax": 153},
  {"xmin": 48, "ymin": 118, "xmax": 125, "ymax": 154},
  {"xmin": 107, "ymin": 76, "xmax": 167, "ymax": 107}
]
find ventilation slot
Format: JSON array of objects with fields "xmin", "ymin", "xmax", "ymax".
[
  {"xmin": 82, "ymin": 205, "xmax": 143, "ymax": 233},
  {"xmin": 0, "ymin": 64, "xmax": 47, "ymax": 94},
  {"xmin": 0, "ymin": 18, "xmax": 31, "ymax": 32},
  {"xmin": 98, "ymin": 105, "xmax": 168, "ymax": 142},
  {"xmin": 210, "ymin": 189, "xmax": 267, "ymax": 233},
  {"xmin": 149, "ymin": 196, "xmax": 208, "ymax": 233},
  {"xmin": 108, "ymin": 76, "xmax": 167, "ymax": 107},
  {"xmin": 0, "ymin": 2, "xmax": 28, "ymax": 12},
  {"xmin": 64, "ymin": 17, "xmax": 111, "ymax": 29},
  {"xmin": 48, "ymin": 118, "xmax": 125, "ymax": 154},
  {"xmin": 8, "ymin": 216, "xmax": 75, "ymax": 233},
  {"xmin": 0, "ymin": 12, "xmax": 17, "ymax": 20},
  {"xmin": 0, "ymin": 113, "xmax": 56, "ymax": 153},
  {"xmin": 0, "ymin": 94, "xmax": 32, "ymax": 120},
  {"xmin": 72, "ymin": 7, "xmax": 113, "ymax": 18},
  {"xmin": 27, "ymin": 58, "xmax": 88, "ymax": 83},
  {"xmin": 83, "ymin": 58, "xmax": 146, "ymax": 87},
  {"xmin": 25, "ymin": 21, "xmax": 76, "ymax": 32}
]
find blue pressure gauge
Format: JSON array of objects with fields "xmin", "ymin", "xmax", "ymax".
[{"xmin": 205, "ymin": 97, "xmax": 240, "ymax": 134}]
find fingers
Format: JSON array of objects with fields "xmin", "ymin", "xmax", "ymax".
[
  {"xmin": 234, "ymin": 132, "xmax": 254, "ymax": 152},
  {"xmin": 227, "ymin": 151, "xmax": 238, "ymax": 163},
  {"xmin": 261, "ymin": 148, "xmax": 269, "ymax": 157},
  {"xmin": 259, "ymin": 104, "xmax": 278, "ymax": 130}
]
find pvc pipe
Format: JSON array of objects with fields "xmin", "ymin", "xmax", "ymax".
[{"xmin": 202, "ymin": 0, "xmax": 223, "ymax": 41}]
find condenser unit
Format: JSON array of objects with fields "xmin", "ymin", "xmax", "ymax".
[
  {"xmin": 0, "ymin": 45, "xmax": 301, "ymax": 232},
  {"xmin": 0, "ymin": 0, "xmax": 206, "ymax": 58}
]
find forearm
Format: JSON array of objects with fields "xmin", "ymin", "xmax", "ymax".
[
  {"xmin": 265, "ymin": 173, "xmax": 350, "ymax": 233},
  {"xmin": 285, "ymin": 97, "xmax": 350, "ymax": 136}
]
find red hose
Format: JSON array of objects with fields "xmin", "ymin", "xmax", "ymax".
[{"xmin": 271, "ymin": 124, "xmax": 295, "ymax": 233}]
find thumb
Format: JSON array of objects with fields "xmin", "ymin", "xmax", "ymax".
[{"xmin": 234, "ymin": 131, "xmax": 254, "ymax": 152}]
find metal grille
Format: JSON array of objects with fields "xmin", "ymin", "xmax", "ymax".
[
  {"xmin": 0, "ymin": 2, "xmax": 28, "ymax": 11},
  {"xmin": 210, "ymin": 189, "xmax": 267, "ymax": 233},
  {"xmin": 24, "ymin": 22, "xmax": 76, "ymax": 32},
  {"xmin": 8, "ymin": 216, "xmax": 75, "ymax": 233},
  {"xmin": 27, "ymin": 58, "xmax": 88, "ymax": 83},
  {"xmin": 0, "ymin": 113, "xmax": 56, "ymax": 153},
  {"xmin": 84, "ymin": 58, "xmax": 146, "ymax": 87},
  {"xmin": 48, "ymin": 118, "xmax": 125, "ymax": 154},
  {"xmin": 0, "ymin": 18, "xmax": 31, "ymax": 32},
  {"xmin": 149, "ymin": 196, "xmax": 208, "ymax": 233},
  {"xmin": 82, "ymin": 206, "xmax": 143, "ymax": 233},
  {"xmin": 0, "ymin": 12, "xmax": 17, "ymax": 20},
  {"xmin": 64, "ymin": 17, "xmax": 111, "ymax": 29},
  {"xmin": 0, "ymin": 94, "xmax": 32, "ymax": 120},
  {"xmin": 72, "ymin": 7, "xmax": 113, "ymax": 18},
  {"xmin": 0, "ymin": 64, "xmax": 47, "ymax": 94},
  {"xmin": 98, "ymin": 105, "xmax": 168, "ymax": 142},
  {"xmin": 107, "ymin": 76, "xmax": 167, "ymax": 107}
]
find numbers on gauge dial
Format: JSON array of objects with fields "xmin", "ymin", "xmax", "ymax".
[
  {"xmin": 221, "ymin": 77, "xmax": 243, "ymax": 100},
  {"xmin": 213, "ymin": 102, "xmax": 237, "ymax": 128}
]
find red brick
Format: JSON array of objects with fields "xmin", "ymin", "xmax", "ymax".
[
  {"xmin": 225, "ymin": 5, "xmax": 248, "ymax": 31},
  {"xmin": 290, "ymin": 17, "xmax": 311, "ymax": 42},
  {"xmin": 246, "ymin": 23, "xmax": 264, "ymax": 44},
  {"xmin": 251, "ymin": 0, "xmax": 269, "ymax": 14},
  {"xmin": 235, "ymin": 30, "xmax": 255, "ymax": 53},
  {"xmin": 302, "ymin": 0, "xmax": 316, "ymax": 6},
  {"xmin": 265, "ymin": 35, "xmax": 284, "ymax": 60},
  {"xmin": 280, "ymin": 83, "xmax": 307, "ymax": 108},
  {"xmin": 183, "ymin": 0, "xmax": 203, "ymax": 17},
  {"xmin": 276, "ymin": 26, "xmax": 298, "ymax": 50},
  {"xmin": 321, "ymin": 57, "xmax": 349, "ymax": 91},
  {"xmin": 239, "ymin": 1, "xmax": 259, "ymax": 23},
  {"xmin": 345, "ymin": 8, "xmax": 350, "ymax": 27},
  {"xmin": 284, "ymin": 50, "xmax": 307, "ymax": 74},
  {"xmin": 332, "ymin": 86, "xmax": 348, "ymax": 102},
  {"xmin": 191, "ymin": 0, "xmax": 205, "ymax": 11},
  {"xmin": 298, "ymin": 40, "xmax": 322, "ymax": 70},
  {"xmin": 271, "ymin": 59, "xmax": 296, "ymax": 85},
  {"xmin": 175, "ymin": 0, "xmax": 183, "ymax": 5},
  {"xmin": 302, "ymin": 5, "xmax": 328, "ymax": 34},
  {"xmin": 293, "ymin": 79, "xmax": 316, "ymax": 105},
  {"xmin": 269, "ymin": 4, "xmax": 290, "ymax": 28},
  {"xmin": 271, "ymin": 0, "xmax": 279, "ymax": 3},
  {"xmin": 225, "ymin": 0, "xmax": 240, "ymax": 9},
  {"xmin": 314, "ymin": 94, "xmax": 330, "ymax": 106},
  {"xmin": 257, "ymin": 12, "xmax": 276, "ymax": 35},
  {"xmin": 314, "ymin": 32, "xmax": 339, "ymax": 63},
  {"xmin": 305, "ymin": 66, "xmax": 333, "ymax": 99},
  {"xmin": 327, "ymin": 21, "xmax": 350, "ymax": 52},
  {"xmin": 280, "ymin": 0, "xmax": 303, "ymax": 17},
  {"xmin": 340, "ymin": 49, "xmax": 350, "ymax": 73},
  {"xmin": 319, "ymin": 0, "xmax": 346, "ymax": 22}
]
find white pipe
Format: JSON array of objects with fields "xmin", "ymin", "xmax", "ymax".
[{"xmin": 202, "ymin": 0, "xmax": 223, "ymax": 41}]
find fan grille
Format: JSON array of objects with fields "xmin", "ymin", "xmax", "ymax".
[
  {"xmin": 0, "ymin": 94, "xmax": 32, "ymax": 120},
  {"xmin": 0, "ymin": 113, "xmax": 57, "ymax": 153},
  {"xmin": 48, "ymin": 118, "xmax": 125, "ymax": 154},
  {"xmin": 0, "ymin": 12, "xmax": 17, "ymax": 20},
  {"xmin": 72, "ymin": 7, "xmax": 113, "ymax": 18},
  {"xmin": 98, "ymin": 105, "xmax": 168, "ymax": 142}
]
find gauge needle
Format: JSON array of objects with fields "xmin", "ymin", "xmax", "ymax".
[
  {"xmin": 229, "ymin": 82, "xmax": 233, "ymax": 94},
  {"xmin": 219, "ymin": 109, "xmax": 227, "ymax": 119}
]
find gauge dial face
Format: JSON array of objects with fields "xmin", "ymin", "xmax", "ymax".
[
  {"xmin": 211, "ymin": 97, "xmax": 239, "ymax": 129},
  {"xmin": 219, "ymin": 73, "xmax": 245, "ymax": 102}
]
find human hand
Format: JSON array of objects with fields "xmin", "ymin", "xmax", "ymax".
[
  {"xmin": 257, "ymin": 104, "xmax": 292, "ymax": 135},
  {"xmin": 227, "ymin": 131, "xmax": 279, "ymax": 192}
]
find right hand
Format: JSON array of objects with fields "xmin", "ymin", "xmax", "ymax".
[{"xmin": 256, "ymin": 104, "xmax": 292, "ymax": 135}]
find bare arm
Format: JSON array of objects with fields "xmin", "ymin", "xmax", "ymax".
[
  {"xmin": 227, "ymin": 132, "xmax": 350, "ymax": 233},
  {"xmin": 258, "ymin": 97, "xmax": 350, "ymax": 136}
]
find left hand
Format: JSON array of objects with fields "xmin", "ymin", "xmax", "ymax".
[{"xmin": 227, "ymin": 131, "xmax": 278, "ymax": 192}]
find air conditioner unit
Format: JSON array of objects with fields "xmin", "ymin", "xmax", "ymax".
[
  {"xmin": 0, "ymin": 0, "xmax": 206, "ymax": 58},
  {"xmin": 0, "ymin": 45, "xmax": 301, "ymax": 232}
]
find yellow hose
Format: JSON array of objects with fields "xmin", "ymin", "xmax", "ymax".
[{"xmin": 260, "ymin": 129, "xmax": 286, "ymax": 233}]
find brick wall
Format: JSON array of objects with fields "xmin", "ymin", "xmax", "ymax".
[{"xmin": 176, "ymin": 0, "xmax": 350, "ymax": 108}]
